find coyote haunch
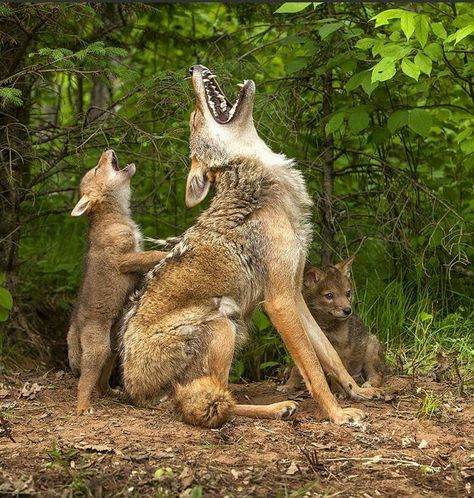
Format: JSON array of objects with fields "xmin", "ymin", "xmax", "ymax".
[{"xmin": 121, "ymin": 66, "xmax": 382, "ymax": 427}]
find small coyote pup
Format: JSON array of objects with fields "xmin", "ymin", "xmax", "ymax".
[
  {"xmin": 68, "ymin": 149, "xmax": 167, "ymax": 415},
  {"xmin": 281, "ymin": 257, "xmax": 385, "ymax": 393},
  {"xmin": 121, "ymin": 66, "xmax": 382, "ymax": 429}
]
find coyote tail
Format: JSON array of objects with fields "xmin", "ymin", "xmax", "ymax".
[
  {"xmin": 174, "ymin": 376, "xmax": 235, "ymax": 428},
  {"xmin": 143, "ymin": 235, "xmax": 182, "ymax": 250}
]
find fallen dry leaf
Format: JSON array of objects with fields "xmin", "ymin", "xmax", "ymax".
[
  {"xmin": 20, "ymin": 383, "xmax": 43, "ymax": 399},
  {"xmin": 418, "ymin": 439, "xmax": 429, "ymax": 449},
  {"xmin": 179, "ymin": 466, "xmax": 194, "ymax": 489},
  {"xmin": 286, "ymin": 461, "xmax": 299, "ymax": 475}
]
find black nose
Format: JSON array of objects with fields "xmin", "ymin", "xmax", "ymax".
[
  {"xmin": 343, "ymin": 307, "xmax": 352, "ymax": 316},
  {"xmin": 103, "ymin": 146, "xmax": 110, "ymax": 151},
  {"xmin": 188, "ymin": 66, "xmax": 195, "ymax": 75}
]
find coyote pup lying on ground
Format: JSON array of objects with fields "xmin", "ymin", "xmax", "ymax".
[
  {"xmin": 121, "ymin": 65, "xmax": 382, "ymax": 429},
  {"xmin": 281, "ymin": 256, "xmax": 385, "ymax": 393},
  {"xmin": 68, "ymin": 149, "xmax": 167, "ymax": 415}
]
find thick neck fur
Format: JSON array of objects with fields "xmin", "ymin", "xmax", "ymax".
[
  {"xmin": 89, "ymin": 195, "xmax": 132, "ymax": 231},
  {"xmin": 312, "ymin": 310, "xmax": 350, "ymax": 342}
]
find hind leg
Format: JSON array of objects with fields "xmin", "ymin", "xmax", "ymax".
[
  {"xmin": 208, "ymin": 318, "xmax": 298, "ymax": 421},
  {"xmin": 67, "ymin": 321, "xmax": 81, "ymax": 377},
  {"xmin": 98, "ymin": 352, "xmax": 120, "ymax": 397},
  {"xmin": 362, "ymin": 335, "xmax": 384, "ymax": 388},
  {"xmin": 77, "ymin": 321, "xmax": 111, "ymax": 415}
]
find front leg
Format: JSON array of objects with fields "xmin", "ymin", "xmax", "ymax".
[
  {"xmin": 295, "ymin": 295, "xmax": 383, "ymax": 401},
  {"xmin": 265, "ymin": 294, "xmax": 366, "ymax": 425},
  {"xmin": 118, "ymin": 250, "xmax": 168, "ymax": 273}
]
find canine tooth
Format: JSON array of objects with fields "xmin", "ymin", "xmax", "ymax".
[
  {"xmin": 208, "ymin": 74, "xmax": 216, "ymax": 78},
  {"xmin": 237, "ymin": 83, "xmax": 244, "ymax": 88},
  {"xmin": 220, "ymin": 101, "xmax": 227, "ymax": 111}
]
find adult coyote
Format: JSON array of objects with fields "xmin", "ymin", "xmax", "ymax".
[{"xmin": 121, "ymin": 65, "xmax": 382, "ymax": 427}]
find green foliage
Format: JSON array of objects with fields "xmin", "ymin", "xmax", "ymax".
[
  {"xmin": 0, "ymin": 274, "xmax": 13, "ymax": 322},
  {"xmin": 1, "ymin": 3, "xmax": 472, "ymax": 376}
]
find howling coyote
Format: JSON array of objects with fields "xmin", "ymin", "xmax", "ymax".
[{"xmin": 121, "ymin": 66, "xmax": 382, "ymax": 427}]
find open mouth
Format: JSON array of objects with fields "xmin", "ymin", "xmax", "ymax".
[
  {"xmin": 111, "ymin": 151, "xmax": 120, "ymax": 171},
  {"xmin": 200, "ymin": 67, "xmax": 251, "ymax": 125}
]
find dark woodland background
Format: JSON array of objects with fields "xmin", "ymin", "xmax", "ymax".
[{"xmin": 1, "ymin": 3, "xmax": 472, "ymax": 382}]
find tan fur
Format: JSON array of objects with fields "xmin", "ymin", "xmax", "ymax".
[
  {"xmin": 281, "ymin": 257, "xmax": 386, "ymax": 393},
  {"xmin": 121, "ymin": 66, "xmax": 382, "ymax": 428},
  {"xmin": 68, "ymin": 149, "xmax": 167, "ymax": 415}
]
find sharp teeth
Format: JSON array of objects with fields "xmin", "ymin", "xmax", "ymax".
[
  {"xmin": 220, "ymin": 101, "xmax": 227, "ymax": 111},
  {"xmin": 217, "ymin": 95, "xmax": 226, "ymax": 103},
  {"xmin": 209, "ymin": 74, "xmax": 216, "ymax": 78}
]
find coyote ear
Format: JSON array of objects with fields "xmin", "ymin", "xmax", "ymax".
[
  {"xmin": 71, "ymin": 195, "xmax": 91, "ymax": 217},
  {"xmin": 304, "ymin": 267, "xmax": 323, "ymax": 287},
  {"xmin": 335, "ymin": 255, "xmax": 355, "ymax": 277},
  {"xmin": 185, "ymin": 158, "xmax": 210, "ymax": 208}
]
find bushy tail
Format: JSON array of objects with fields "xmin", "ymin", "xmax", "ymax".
[
  {"xmin": 174, "ymin": 376, "xmax": 235, "ymax": 428},
  {"xmin": 143, "ymin": 235, "xmax": 182, "ymax": 250}
]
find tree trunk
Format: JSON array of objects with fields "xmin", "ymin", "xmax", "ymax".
[{"xmin": 320, "ymin": 69, "xmax": 336, "ymax": 266}]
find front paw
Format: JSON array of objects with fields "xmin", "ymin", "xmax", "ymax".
[
  {"xmin": 330, "ymin": 407, "xmax": 366, "ymax": 425},
  {"xmin": 351, "ymin": 385, "xmax": 384, "ymax": 400},
  {"xmin": 277, "ymin": 383, "xmax": 298, "ymax": 394}
]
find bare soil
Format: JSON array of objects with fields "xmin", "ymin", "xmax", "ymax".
[{"xmin": 1, "ymin": 370, "xmax": 473, "ymax": 497}]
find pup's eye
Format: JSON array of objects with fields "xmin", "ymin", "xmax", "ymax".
[
  {"xmin": 346, "ymin": 290, "xmax": 351, "ymax": 297},
  {"xmin": 325, "ymin": 292, "xmax": 333, "ymax": 300}
]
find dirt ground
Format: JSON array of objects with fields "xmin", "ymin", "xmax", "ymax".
[{"xmin": 0, "ymin": 370, "xmax": 472, "ymax": 497}]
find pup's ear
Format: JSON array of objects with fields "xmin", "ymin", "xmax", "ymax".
[
  {"xmin": 304, "ymin": 267, "xmax": 323, "ymax": 287},
  {"xmin": 335, "ymin": 255, "xmax": 355, "ymax": 277},
  {"xmin": 185, "ymin": 158, "xmax": 210, "ymax": 208},
  {"xmin": 71, "ymin": 195, "xmax": 91, "ymax": 217}
]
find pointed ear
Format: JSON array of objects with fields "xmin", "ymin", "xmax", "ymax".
[
  {"xmin": 185, "ymin": 158, "xmax": 210, "ymax": 208},
  {"xmin": 71, "ymin": 195, "xmax": 91, "ymax": 217},
  {"xmin": 304, "ymin": 267, "xmax": 324, "ymax": 287},
  {"xmin": 335, "ymin": 255, "xmax": 355, "ymax": 278}
]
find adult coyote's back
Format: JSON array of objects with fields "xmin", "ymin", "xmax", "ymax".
[{"xmin": 121, "ymin": 65, "xmax": 382, "ymax": 427}]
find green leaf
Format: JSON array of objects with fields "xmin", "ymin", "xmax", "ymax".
[
  {"xmin": 371, "ymin": 57, "xmax": 396, "ymax": 83},
  {"xmin": 424, "ymin": 43, "xmax": 443, "ymax": 62},
  {"xmin": 371, "ymin": 9, "xmax": 406, "ymax": 28},
  {"xmin": 346, "ymin": 71, "xmax": 368, "ymax": 92},
  {"xmin": 415, "ymin": 15, "xmax": 430, "ymax": 48},
  {"xmin": 401, "ymin": 58, "xmax": 420, "ymax": 80},
  {"xmin": 454, "ymin": 24, "xmax": 474, "ymax": 45},
  {"xmin": 400, "ymin": 12, "xmax": 416, "ymax": 40},
  {"xmin": 189, "ymin": 487, "xmax": 203, "ymax": 498},
  {"xmin": 419, "ymin": 312, "xmax": 433, "ymax": 322},
  {"xmin": 355, "ymin": 38, "xmax": 375, "ymax": 50},
  {"xmin": 275, "ymin": 2, "xmax": 311, "ymax": 13},
  {"xmin": 387, "ymin": 110, "xmax": 408, "ymax": 133},
  {"xmin": 456, "ymin": 128, "xmax": 473, "ymax": 144},
  {"xmin": 414, "ymin": 53, "xmax": 432, "ymax": 75},
  {"xmin": 319, "ymin": 22, "xmax": 343, "ymax": 40},
  {"xmin": 0, "ymin": 308, "xmax": 9, "ymax": 322},
  {"xmin": 0, "ymin": 287, "xmax": 13, "ymax": 311},
  {"xmin": 408, "ymin": 109, "xmax": 432, "ymax": 137},
  {"xmin": 348, "ymin": 109, "xmax": 370, "ymax": 134},
  {"xmin": 431, "ymin": 22, "xmax": 447, "ymax": 40},
  {"xmin": 326, "ymin": 112, "xmax": 345, "ymax": 135},
  {"xmin": 285, "ymin": 57, "xmax": 310, "ymax": 74},
  {"xmin": 461, "ymin": 139, "xmax": 474, "ymax": 155}
]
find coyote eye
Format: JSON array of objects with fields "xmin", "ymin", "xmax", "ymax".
[
  {"xmin": 325, "ymin": 292, "xmax": 333, "ymax": 300},
  {"xmin": 346, "ymin": 290, "xmax": 351, "ymax": 298}
]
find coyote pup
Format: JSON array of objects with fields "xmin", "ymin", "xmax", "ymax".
[
  {"xmin": 281, "ymin": 256, "xmax": 385, "ymax": 393},
  {"xmin": 68, "ymin": 149, "xmax": 166, "ymax": 415}
]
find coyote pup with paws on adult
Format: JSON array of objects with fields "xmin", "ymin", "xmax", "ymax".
[{"xmin": 68, "ymin": 149, "xmax": 167, "ymax": 415}]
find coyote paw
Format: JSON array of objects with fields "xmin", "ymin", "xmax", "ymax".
[
  {"xmin": 350, "ymin": 385, "xmax": 384, "ymax": 401},
  {"xmin": 77, "ymin": 405, "xmax": 94, "ymax": 416},
  {"xmin": 275, "ymin": 401, "xmax": 298, "ymax": 420},
  {"xmin": 331, "ymin": 407, "xmax": 366, "ymax": 426}
]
